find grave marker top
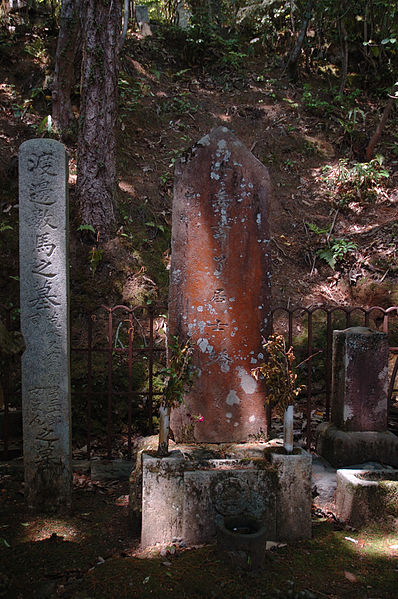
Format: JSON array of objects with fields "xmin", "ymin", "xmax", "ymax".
[{"xmin": 169, "ymin": 127, "xmax": 271, "ymax": 443}]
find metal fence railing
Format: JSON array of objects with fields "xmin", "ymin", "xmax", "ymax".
[
  {"xmin": 1, "ymin": 304, "xmax": 398, "ymax": 459},
  {"xmin": 270, "ymin": 305, "xmax": 398, "ymax": 448}
]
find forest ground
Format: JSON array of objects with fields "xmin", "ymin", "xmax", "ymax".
[
  {"xmin": 0, "ymin": 463, "xmax": 397, "ymax": 599},
  {"xmin": 0, "ymin": 25, "xmax": 397, "ymax": 314}
]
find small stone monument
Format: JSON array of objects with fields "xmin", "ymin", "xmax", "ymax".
[
  {"xmin": 135, "ymin": 5, "xmax": 152, "ymax": 36},
  {"xmin": 169, "ymin": 127, "xmax": 272, "ymax": 443},
  {"xmin": 19, "ymin": 139, "xmax": 72, "ymax": 511},
  {"xmin": 317, "ymin": 327, "xmax": 398, "ymax": 467},
  {"xmin": 135, "ymin": 5, "xmax": 149, "ymax": 27},
  {"xmin": 176, "ymin": 2, "xmax": 192, "ymax": 29}
]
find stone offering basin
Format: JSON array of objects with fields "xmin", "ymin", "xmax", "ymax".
[
  {"xmin": 336, "ymin": 468, "xmax": 398, "ymax": 531},
  {"xmin": 132, "ymin": 442, "xmax": 313, "ymax": 548},
  {"xmin": 216, "ymin": 513, "xmax": 267, "ymax": 570}
]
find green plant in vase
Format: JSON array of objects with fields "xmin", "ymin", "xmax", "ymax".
[
  {"xmin": 251, "ymin": 335, "xmax": 305, "ymax": 453},
  {"xmin": 157, "ymin": 335, "xmax": 197, "ymax": 456}
]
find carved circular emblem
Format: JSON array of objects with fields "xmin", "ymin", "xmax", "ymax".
[{"xmin": 211, "ymin": 476, "xmax": 250, "ymax": 516}]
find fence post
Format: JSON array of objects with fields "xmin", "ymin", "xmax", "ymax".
[
  {"xmin": 87, "ymin": 315, "xmax": 93, "ymax": 460},
  {"xmin": 148, "ymin": 306, "xmax": 154, "ymax": 434},
  {"xmin": 107, "ymin": 309, "xmax": 113, "ymax": 459},
  {"xmin": 128, "ymin": 312, "xmax": 133, "ymax": 460},
  {"xmin": 306, "ymin": 311, "xmax": 313, "ymax": 449}
]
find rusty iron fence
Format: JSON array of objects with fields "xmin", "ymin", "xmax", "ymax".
[
  {"xmin": 70, "ymin": 304, "xmax": 168, "ymax": 460},
  {"xmin": 1, "ymin": 303, "xmax": 398, "ymax": 460},
  {"xmin": 270, "ymin": 305, "xmax": 398, "ymax": 450},
  {"xmin": 0, "ymin": 306, "xmax": 17, "ymax": 461}
]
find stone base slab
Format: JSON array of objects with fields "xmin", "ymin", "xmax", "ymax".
[
  {"xmin": 316, "ymin": 423, "xmax": 398, "ymax": 468},
  {"xmin": 137, "ymin": 444, "xmax": 312, "ymax": 548},
  {"xmin": 336, "ymin": 468, "xmax": 398, "ymax": 531}
]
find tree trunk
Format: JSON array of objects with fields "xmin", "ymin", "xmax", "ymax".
[
  {"xmin": 119, "ymin": 0, "xmax": 129, "ymax": 50},
  {"xmin": 76, "ymin": 0, "xmax": 122, "ymax": 238},
  {"xmin": 366, "ymin": 83, "xmax": 398, "ymax": 161},
  {"xmin": 286, "ymin": 1, "xmax": 313, "ymax": 81},
  {"xmin": 338, "ymin": 20, "xmax": 348, "ymax": 96},
  {"xmin": 52, "ymin": 0, "xmax": 81, "ymax": 137}
]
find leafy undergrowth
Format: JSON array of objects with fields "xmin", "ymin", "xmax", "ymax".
[
  {"xmin": 0, "ymin": 467, "xmax": 397, "ymax": 599},
  {"xmin": 1, "ymin": 25, "xmax": 398, "ymax": 315}
]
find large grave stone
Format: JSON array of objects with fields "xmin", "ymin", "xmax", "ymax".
[
  {"xmin": 169, "ymin": 127, "xmax": 271, "ymax": 443},
  {"xmin": 316, "ymin": 327, "xmax": 398, "ymax": 467},
  {"xmin": 19, "ymin": 138, "xmax": 72, "ymax": 511}
]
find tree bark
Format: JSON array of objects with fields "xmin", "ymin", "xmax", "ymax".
[
  {"xmin": 366, "ymin": 83, "xmax": 398, "ymax": 161},
  {"xmin": 338, "ymin": 20, "xmax": 348, "ymax": 96},
  {"xmin": 52, "ymin": 0, "xmax": 81, "ymax": 137},
  {"xmin": 119, "ymin": 0, "xmax": 129, "ymax": 50},
  {"xmin": 286, "ymin": 1, "xmax": 313, "ymax": 81},
  {"xmin": 76, "ymin": 0, "xmax": 122, "ymax": 238}
]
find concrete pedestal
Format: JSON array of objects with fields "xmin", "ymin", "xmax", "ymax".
[
  {"xmin": 316, "ymin": 423, "xmax": 398, "ymax": 468},
  {"xmin": 271, "ymin": 451, "xmax": 312, "ymax": 541},
  {"xmin": 134, "ymin": 443, "xmax": 312, "ymax": 548},
  {"xmin": 316, "ymin": 327, "xmax": 397, "ymax": 469},
  {"xmin": 336, "ymin": 467, "xmax": 398, "ymax": 531}
]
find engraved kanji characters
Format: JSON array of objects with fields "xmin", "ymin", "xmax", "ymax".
[
  {"xmin": 28, "ymin": 178, "xmax": 56, "ymax": 205},
  {"xmin": 27, "ymin": 151, "xmax": 57, "ymax": 176},
  {"xmin": 211, "ymin": 288, "xmax": 227, "ymax": 303},
  {"xmin": 208, "ymin": 319, "xmax": 228, "ymax": 332},
  {"xmin": 29, "ymin": 280, "xmax": 60, "ymax": 309},
  {"xmin": 36, "ymin": 232, "xmax": 56, "ymax": 257},
  {"xmin": 31, "ymin": 258, "xmax": 56, "ymax": 278}
]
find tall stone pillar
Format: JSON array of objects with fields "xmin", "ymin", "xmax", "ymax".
[
  {"xmin": 19, "ymin": 139, "xmax": 72, "ymax": 511},
  {"xmin": 169, "ymin": 127, "xmax": 272, "ymax": 443}
]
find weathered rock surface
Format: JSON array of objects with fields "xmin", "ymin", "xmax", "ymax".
[
  {"xmin": 332, "ymin": 327, "xmax": 389, "ymax": 432},
  {"xmin": 19, "ymin": 138, "xmax": 71, "ymax": 511},
  {"xmin": 169, "ymin": 127, "xmax": 272, "ymax": 443}
]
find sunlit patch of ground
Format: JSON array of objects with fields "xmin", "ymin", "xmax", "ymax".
[{"xmin": 21, "ymin": 518, "xmax": 82, "ymax": 543}]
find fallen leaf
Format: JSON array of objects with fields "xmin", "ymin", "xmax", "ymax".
[
  {"xmin": 266, "ymin": 541, "xmax": 287, "ymax": 550},
  {"xmin": 344, "ymin": 536, "xmax": 358, "ymax": 544},
  {"xmin": 115, "ymin": 495, "xmax": 129, "ymax": 506},
  {"xmin": 344, "ymin": 571, "xmax": 358, "ymax": 583}
]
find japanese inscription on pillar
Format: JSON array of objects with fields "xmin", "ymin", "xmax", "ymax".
[
  {"xmin": 169, "ymin": 127, "xmax": 272, "ymax": 442},
  {"xmin": 19, "ymin": 139, "xmax": 72, "ymax": 511}
]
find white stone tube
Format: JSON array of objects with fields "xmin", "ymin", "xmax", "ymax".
[
  {"xmin": 158, "ymin": 403, "xmax": 171, "ymax": 456},
  {"xmin": 283, "ymin": 405, "xmax": 294, "ymax": 453}
]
